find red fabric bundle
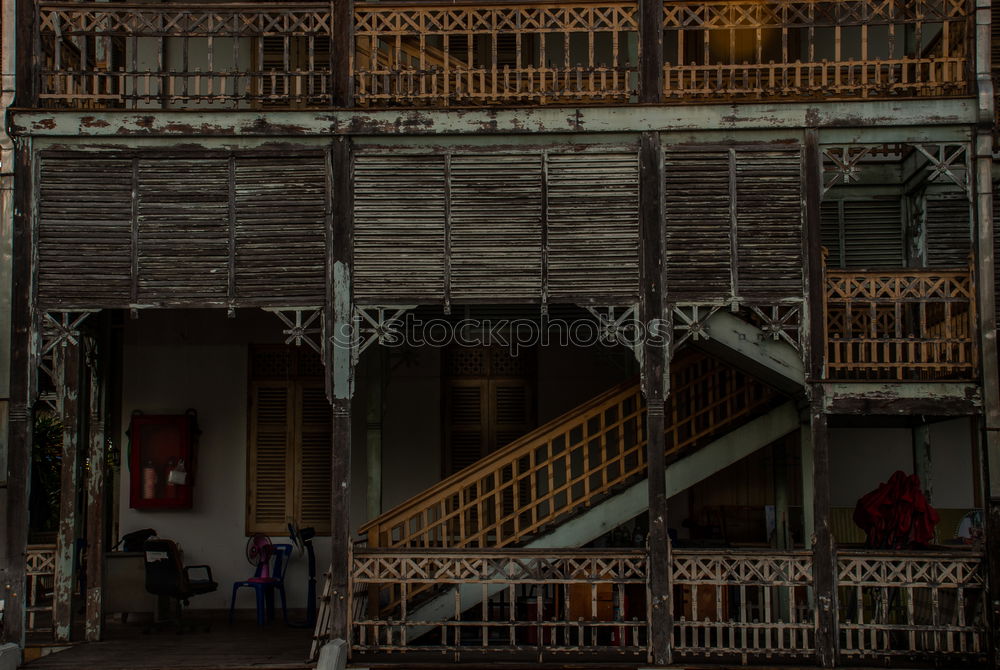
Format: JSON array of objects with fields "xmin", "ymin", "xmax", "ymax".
[{"xmin": 853, "ymin": 470, "xmax": 940, "ymax": 549}]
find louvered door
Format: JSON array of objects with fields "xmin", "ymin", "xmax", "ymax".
[
  {"xmin": 248, "ymin": 381, "xmax": 295, "ymax": 535},
  {"xmin": 925, "ymin": 194, "xmax": 971, "ymax": 268},
  {"xmin": 443, "ymin": 346, "xmax": 535, "ymax": 476},
  {"xmin": 296, "ymin": 383, "xmax": 333, "ymax": 534}
]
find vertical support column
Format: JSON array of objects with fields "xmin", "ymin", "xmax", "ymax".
[
  {"xmin": 804, "ymin": 128, "xmax": 837, "ymax": 668},
  {"xmin": 365, "ymin": 350, "xmax": 383, "ymax": 520},
  {"xmin": 972, "ymin": 128, "xmax": 1000, "ymax": 667},
  {"xmin": 52, "ymin": 338, "xmax": 81, "ymax": 643},
  {"xmin": 84, "ymin": 322, "xmax": 108, "ymax": 642},
  {"xmin": 331, "ymin": 0, "xmax": 354, "ymax": 107},
  {"xmin": 911, "ymin": 421, "xmax": 933, "ymax": 503},
  {"xmin": 15, "ymin": 0, "xmax": 37, "ymax": 107},
  {"xmin": 773, "ymin": 439, "xmax": 791, "ymax": 550},
  {"xmin": 638, "ymin": 0, "xmax": 662, "ymax": 103},
  {"xmin": 639, "ymin": 131, "xmax": 670, "ymax": 664},
  {"xmin": 800, "ymin": 422, "xmax": 815, "ymax": 544},
  {"xmin": 0, "ymin": 138, "xmax": 35, "ymax": 649},
  {"xmin": 325, "ymin": 137, "xmax": 354, "ymax": 646}
]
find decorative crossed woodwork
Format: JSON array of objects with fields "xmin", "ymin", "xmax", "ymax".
[
  {"xmin": 824, "ymin": 264, "xmax": 977, "ymax": 381},
  {"xmin": 360, "ymin": 351, "xmax": 778, "ymax": 551},
  {"xmin": 838, "ymin": 551, "xmax": 986, "ymax": 660},
  {"xmin": 671, "ymin": 550, "xmax": 815, "ymax": 661},
  {"xmin": 37, "ymin": 0, "xmax": 971, "ymax": 108},
  {"xmin": 350, "ymin": 548, "xmax": 648, "ymax": 654},
  {"xmin": 26, "ymin": 545, "xmax": 58, "ymax": 636}
]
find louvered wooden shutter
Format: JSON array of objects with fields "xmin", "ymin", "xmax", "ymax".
[
  {"xmin": 354, "ymin": 154, "xmax": 447, "ymax": 302},
  {"xmin": 296, "ymin": 383, "xmax": 332, "ymax": 534},
  {"xmin": 37, "ymin": 155, "xmax": 133, "ymax": 308},
  {"xmin": 546, "ymin": 152, "xmax": 640, "ymax": 302},
  {"xmin": 248, "ymin": 382, "xmax": 294, "ymax": 535},
  {"xmin": 444, "ymin": 381, "xmax": 489, "ymax": 475},
  {"xmin": 734, "ymin": 149, "xmax": 803, "ymax": 301},
  {"xmin": 233, "ymin": 155, "xmax": 328, "ymax": 304},
  {"xmin": 820, "ymin": 198, "xmax": 903, "ymax": 269},
  {"xmin": 925, "ymin": 194, "xmax": 971, "ymax": 268},
  {"xmin": 490, "ymin": 380, "xmax": 533, "ymax": 450},
  {"xmin": 449, "ymin": 154, "xmax": 543, "ymax": 300},
  {"xmin": 664, "ymin": 147, "xmax": 803, "ymax": 303},
  {"xmin": 136, "ymin": 157, "xmax": 230, "ymax": 302},
  {"xmin": 663, "ymin": 149, "xmax": 733, "ymax": 301}
]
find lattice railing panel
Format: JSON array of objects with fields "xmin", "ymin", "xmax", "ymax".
[
  {"xmin": 354, "ymin": 1, "xmax": 638, "ymax": 107},
  {"xmin": 351, "ymin": 549, "xmax": 648, "ymax": 655},
  {"xmin": 838, "ymin": 551, "xmax": 986, "ymax": 661},
  {"xmin": 824, "ymin": 266, "xmax": 977, "ymax": 381},
  {"xmin": 360, "ymin": 351, "xmax": 779, "ymax": 552},
  {"xmin": 39, "ymin": 2, "xmax": 335, "ymax": 108},
  {"xmin": 671, "ymin": 550, "xmax": 815, "ymax": 661},
  {"xmin": 25, "ymin": 544, "xmax": 58, "ymax": 636}
]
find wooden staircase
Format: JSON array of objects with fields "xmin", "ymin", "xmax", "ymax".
[{"xmin": 360, "ymin": 350, "xmax": 781, "ymax": 551}]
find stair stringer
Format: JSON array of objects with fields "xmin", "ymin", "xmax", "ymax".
[
  {"xmin": 698, "ymin": 310, "xmax": 805, "ymax": 393},
  {"xmin": 402, "ymin": 401, "xmax": 801, "ymax": 636}
]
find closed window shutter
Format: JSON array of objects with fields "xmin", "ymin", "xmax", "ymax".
[
  {"xmin": 491, "ymin": 380, "xmax": 533, "ymax": 449},
  {"xmin": 663, "ymin": 149, "xmax": 732, "ymax": 302},
  {"xmin": 297, "ymin": 383, "xmax": 332, "ymax": 534},
  {"xmin": 449, "ymin": 154, "xmax": 543, "ymax": 301},
  {"xmin": 37, "ymin": 155, "xmax": 133, "ymax": 308},
  {"xmin": 248, "ymin": 381, "xmax": 294, "ymax": 535},
  {"xmin": 925, "ymin": 194, "xmax": 971, "ymax": 268},
  {"xmin": 821, "ymin": 198, "xmax": 903, "ymax": 269}
]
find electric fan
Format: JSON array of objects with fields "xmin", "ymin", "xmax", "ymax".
[
  {"xmin": 288, "ymin": 522, "xmax": 317, "ymax": 627},
  {"xmin": 246, "ymin": 533, "xmax": 274, "ymax": 579}
]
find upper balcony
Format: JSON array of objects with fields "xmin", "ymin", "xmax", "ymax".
[{"xmin": 35, "ymin": 0, "xmax": 972, "ymax": 110}]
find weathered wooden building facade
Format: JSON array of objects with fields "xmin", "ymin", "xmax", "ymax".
[{"xmin": 1, "ymin": 0, "xmax": 999, "ymax": 667}]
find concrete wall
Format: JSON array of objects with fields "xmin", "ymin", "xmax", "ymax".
[{"xmin": 829, "ymin": 419, "xmax": 976, "ymax": 509}]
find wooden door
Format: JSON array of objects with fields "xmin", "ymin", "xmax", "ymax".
[{"xmin": 443, "ymin": 346, "xmax": 535, "ymax": 476}]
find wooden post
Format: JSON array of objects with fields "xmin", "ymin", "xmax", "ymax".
[
  {"xmin": 971, "ymin": 128, "xmax": 1000, "ymax": 667},
  {"xmin": 804, "ymin": 128, "xmax": 838, "ymax": 668},
  {"xmin": 84, "ymin": 320, "xmax": 108, "ymax": 642},
  {"xmin": 639, "ymin": 131, "xmax": 670, "ymax": 664},
  {"xmin": 0, "ymin": 136, "xmax": 35, "ymax": 649},
  {"xmin": 52, "ymin": 337, "xmax": 81, "ymax": 643},
  {"xmin": 15, "ymin": 0, "xmax": 37, "ymax": 107},
  {"xmin": 638, "ymin": 0, "xmax": 663, "ymax": 103},
  {"xmin": 324, "ymin": 137, "xmax": 354, "ymax": 646},
  {"xmin": 800, "ymin": 422, "xmax": 815, "ymax": 543},
  {"xmin": 773, "ymin": 439, "xmax": 791, "ymax": 550},
  {"xmin": 331, "ymin": 0, "xmax": 354, "ymax": 107},
  {"xmin": 911, "ymin": 421, "xmax": 933, "ymax": 504},
  {"xmin": 366, "ymin": 350, "xmax": 384, "ymax": 520}
]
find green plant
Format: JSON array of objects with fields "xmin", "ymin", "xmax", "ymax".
[{"xmin": 30, "ymin": 411, "xmax": 63, "ymax": 535}]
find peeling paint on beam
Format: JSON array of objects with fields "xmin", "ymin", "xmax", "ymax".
[
  {"xmin": 823, "ymin": 382, "xmax": 982, "ymax": 416},
  {"xmin": 9, "ymin": 99, "xmax": 977, "ymax": 138}
]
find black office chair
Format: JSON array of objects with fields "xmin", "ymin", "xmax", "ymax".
[{"xmin": 142, "ymin": 538, "xmax": 217, "ymax": 632}]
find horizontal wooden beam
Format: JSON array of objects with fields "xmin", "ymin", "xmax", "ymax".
[
  {"xmin": 9, "ymin": 99, "xmax": 978, "ymax": 138},
  {"xmin": 823, "ymin": 382, "xmax": 982, "ymax": 416}
]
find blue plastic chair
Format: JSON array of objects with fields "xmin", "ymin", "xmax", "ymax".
[{"xmin": 229, "ymin": 543, "xmax": 292, "ymax": 625}]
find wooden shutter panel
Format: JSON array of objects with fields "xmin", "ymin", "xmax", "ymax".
[
  {"xmin": 490, "ymin": 380, "xmax": 533, "ymax": 450},
  {"xmin": 445, "ymin": 381, "xmax": 488, "ymax": 475},
  {"xmin": 734, "ymin": 149, "xmax": 803, "ymax": 301},
  {"xmin": 354, "ymin": 154, "xmax": 447, "ymax": 302},
  {"xmin": 248, "ymin": 382, "xmax": 294, "ymax": 534},
  {"xmin": 233, "ymin": 155, "xmax": 328, "ymax": 305},
  {"xmin": 449, "ymin": 154, "xmax": 543, "ymax": 301},
  {"xmin": 664, "ymin": 149, "xmax": 732, "ymax": 301},
  {"xmin": 136, "ymin": 157, "xmax": 230, "ymax": 302},
  {"xmin": 820, "ymin": 201, "xmax": 844, "ymax": 268},
  {"xmin": 925, "ymin": 194, "xmax": 971, "ymax": 268},
  {"xmin": 546, "ymin": 152, "xmax": 640, "ymax": 302},
  {"xmin": 296, "ymin": 383, "xmax": 332, "ymax": 534},
  {"xmin": 842, "ymin": 199, "xmax": 903, "ymax": 268},
  {"xmin": 37, "ymin": 155, "xmax": 133, "ymax": 308}
]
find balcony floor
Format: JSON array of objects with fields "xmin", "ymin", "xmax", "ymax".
[{"xmin": 22, "ymin": 616, "xmax": 312, "ymax": 670}]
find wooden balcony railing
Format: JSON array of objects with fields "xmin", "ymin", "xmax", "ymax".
[
  {"xmin": 838, "ymin": 551, "xmax": 986, "ymax": 660},
  {"xmin": 360, "ymin": 351, "xmax": 779, "ymax": 552},
  {"xmin": 824, "ymin": 265, "xmax": 978, "ymax": 381},
  {"xmin": 36, "ymin": 0, "xmax": 972, "ymax": 109},
  {"xmin": 25, "ymin": 544, "xmax": 57, "ymax": 637}
]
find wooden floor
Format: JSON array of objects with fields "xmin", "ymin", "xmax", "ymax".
[{"xmin": 21, "ymin": 618, "xmax": 313, "ymax": 670}]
